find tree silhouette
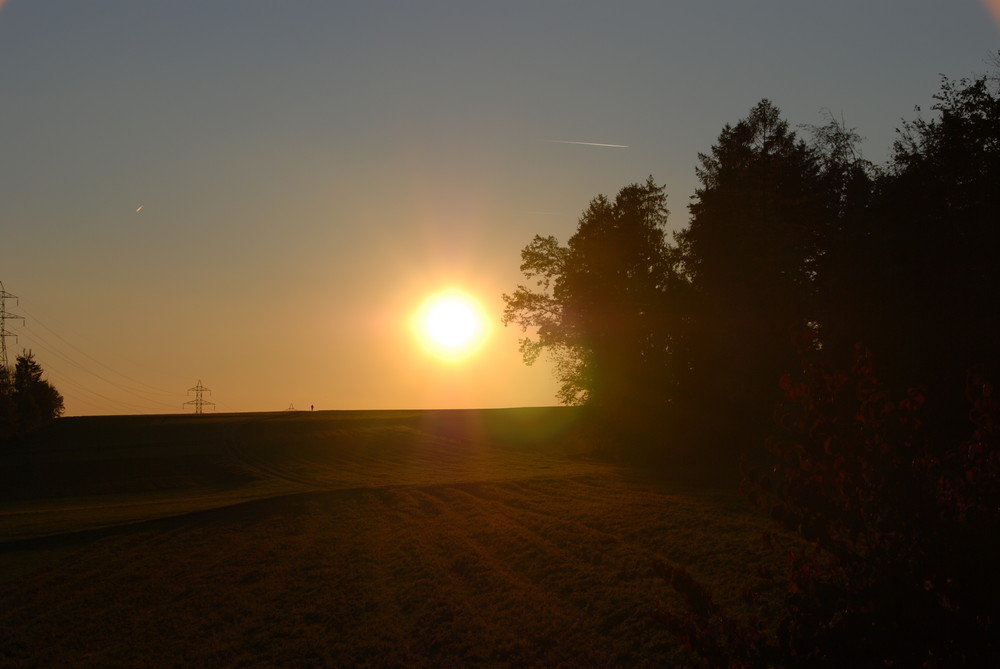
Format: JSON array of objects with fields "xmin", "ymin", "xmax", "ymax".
[
  {"xmin": 502, "ymin": 65, "xmax": 1000, "ymax": 465},
  {"xmin": 820, "ymin": 67, "xmax": 1000, "ymax": 442},
  {"xmin": 657, "ymin": 64, "xmax": 1000, "ymax": 667},
  {"xmin": 677, "ymin": 100, "xmax": 830, "ymax": 440},
  {"xmin": 8, "ymin": 350, "xmax": 64, "ymax": 436},
  {"xmin": 503, "ymin": 178, "xmax": 682, "ymax": 428},
  {"xmin": 660, "ymin": 351, "xmax": 1000, "ymax": 667},
  {"xmin": 805, "ymin": 112, "xmax": 878, "ymax": 372}
]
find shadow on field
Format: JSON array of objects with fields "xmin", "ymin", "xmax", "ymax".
[{"xmin": 0, "ymin": 408, "xmax": 768, "ymax": 666}]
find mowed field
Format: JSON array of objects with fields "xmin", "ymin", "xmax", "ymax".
[{"xmin": 0, "ymin": 408, "xmax": 786, "ymax": 667}]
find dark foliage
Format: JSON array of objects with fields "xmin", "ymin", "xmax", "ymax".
[
  {"xmin": 502, "ymin": 178, "xmax": 685, "ymax": 435},
  {"xmin": 820, "ymin": 68, "xmax": 1000, "ymax": 440},
  {"xmin": 648, "ymin": 59, "xmax": 1000, "ymax": 669},
  {"xmin": 506, "ymin": 65, "xmax": 1000, "ymax": 459},
  {"xmin": 500, "ymin": 68, "xmax": 1000, "ymax": 664},
  {"xmin": 0, "ymin": 351, "xmax": 64, "ymax": 443},
  {"xmin": 0, "ymin": 367, "xmax": 16, "ymax": 442},
  {"xmin": 658, "ymin": 348, "xmax": 1000, "ymax": 667},
  {"xmin": 676, "ymin": 100, "xmax": 833, "ymax": 443}
]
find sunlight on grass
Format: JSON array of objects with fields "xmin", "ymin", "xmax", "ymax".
[{"xmin": 0, "ymin": 409, "xmax": 792, "ymax": 666}]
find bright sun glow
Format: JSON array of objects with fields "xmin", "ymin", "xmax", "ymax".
[{"xmin": 412, "ymin": 290, "xmax": 491, "ymax": 362}]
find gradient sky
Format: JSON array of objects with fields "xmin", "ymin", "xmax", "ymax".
[{"xmin": 2, "ymin": 1, "xmax": 998, "ymax": 416}]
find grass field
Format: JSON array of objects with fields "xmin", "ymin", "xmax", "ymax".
[{"xmin": 0, "ymin": 408, "xmax": 788, "ymax": 667}]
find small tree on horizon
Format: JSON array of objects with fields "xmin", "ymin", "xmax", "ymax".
[{"xmin": 9, "ymin": 350, "xmax": 64, "ymax": 437}]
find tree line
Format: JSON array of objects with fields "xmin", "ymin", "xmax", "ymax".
[
  {"xmin": 504, "ymin": 66, "xmax": 1000, "ymax": 460},
  {"xmin": 504, "ymin": 64, "xmax": 1000, "ymax": 665},
  {"xmin": 0, "ymin": 350, "xmax": 65, "ymax": 443}
]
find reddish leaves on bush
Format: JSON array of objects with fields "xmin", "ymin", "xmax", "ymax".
[{"xmin": 658, "ymin": 350, "xmax": 1000, "ymax": 667}]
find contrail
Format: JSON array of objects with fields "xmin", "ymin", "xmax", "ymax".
[
  {"xmin": 135, "ymin": 205, "xmax": 143, "ymax": 213},
  {"xmin": 545, "ymin": 140, "xmax": 628, "ymax": 148}
]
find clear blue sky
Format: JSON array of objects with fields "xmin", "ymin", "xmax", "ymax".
[{"xmin": 2, "ymin": 1, "xmax": 997, "ymax": 415}]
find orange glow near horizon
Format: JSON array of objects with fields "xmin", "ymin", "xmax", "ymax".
[
  {"xmin": 983, "ymin": 0, "xmax": 1000, "ymax": 24},
  {"xmin": 411, "ymin": 289, "xmax": 492, "ymax": 364}
]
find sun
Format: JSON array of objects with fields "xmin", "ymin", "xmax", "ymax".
[{"xmin": 412, "ymin": 289, "xmax": 491, "ymax": 362}]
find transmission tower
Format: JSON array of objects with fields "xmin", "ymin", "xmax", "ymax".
[
  {"xmin": 0, "ymin": 280, "xmax": 24, "ymax": 379},
  {"xmin": 183, "ymin": 379, "xmax": 216, "ymax": 414}
]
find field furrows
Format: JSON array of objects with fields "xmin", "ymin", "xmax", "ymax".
[
  {"xmin": 0, "ymin": 473, "xmax": 770, "ymax": 667},
  {"xmin": 0, "ymin": 411, "xmax": 779, "ymax": 666},
  {"xmin": 0, "ymin": 413, "xmax": 609, "ymax": 542},
  {"xmin": 224, "ymin": 419, "xmax": 599, "ymax": 495}
]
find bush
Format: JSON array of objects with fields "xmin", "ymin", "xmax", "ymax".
[{"xmin": 658, "ymin": 346, "xmax": 1000, "ymax": 667}]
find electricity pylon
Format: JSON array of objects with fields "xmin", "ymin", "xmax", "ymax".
[
  {"xmin": 184, "ymin": 379, "xmax": 215, "ymax": 414},
  {"xmin": 0, "ymin": 280, "xmax": 24, "ymax": 379}
]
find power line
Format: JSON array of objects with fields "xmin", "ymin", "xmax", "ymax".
[
  {"xmin": 18, "ymin": 305, "xmax": 177, "ymax": 397},
  {"xmin": 6, "ymin": 289, "xmax": 185, "ymax": 414},
  {"xmin": 1, "ymin": 289, "xmax": 233, "ymax": 416},
  {"xmin": 15, "ymin": 325, "xmax": 180, "ymax": 412},
  {"xmin": 184, "ymin": 380, "xmax": 216, "ymax": 414},
  {"xmin": 28, "ymin": 349, "xmax": 173, "ymax": 414},
  {"xmin": 0, "ymin": 280, "xmax": 24, "ymax": 375}
]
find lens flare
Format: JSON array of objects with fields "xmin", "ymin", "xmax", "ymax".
[{"xmin": 983, "ymin": 0, "xmax": 1000, "ymax": 24}]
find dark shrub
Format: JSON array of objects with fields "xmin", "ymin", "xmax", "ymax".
[{"xmin": 659, "ymin": 347, "xmax": 1000, "ymax": 667}]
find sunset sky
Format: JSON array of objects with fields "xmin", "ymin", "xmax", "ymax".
[{"xmin": 2, "ymin": 1, "xmax": 998, "ymax": 416}]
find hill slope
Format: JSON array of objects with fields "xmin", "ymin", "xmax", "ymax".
[{"xmin": 0, "ymin": 408, "xmax": 775, "ymax": 667}]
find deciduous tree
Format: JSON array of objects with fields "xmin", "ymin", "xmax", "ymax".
[
  {"xmin": 823, "ymin": 66, "xmax": 1000, "ymax": 441},
  {"xmin": 503, "ymin": 178, "xmax": 683, "ymax": 428}
]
